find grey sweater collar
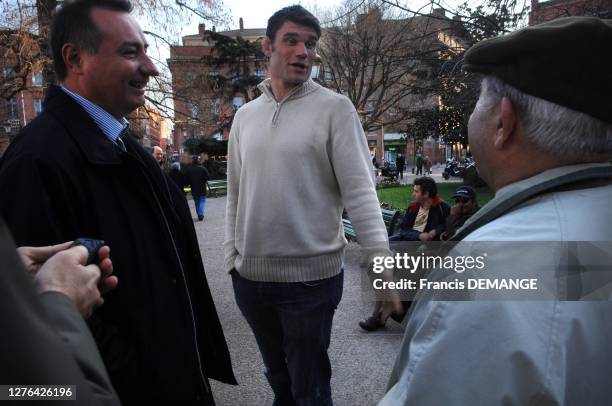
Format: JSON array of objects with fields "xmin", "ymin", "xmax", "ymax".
[{"xmin": 257, "ymin": 78, "xmax": 320, "ymax": 104}]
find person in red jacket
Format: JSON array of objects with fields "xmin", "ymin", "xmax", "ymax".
[
  {"xmin": 391, "ymin": 177, "xmax": 451, "ymax": 242},
  {"xmin": 360, "ymin": 177, "xmax": 451, "ymax": 331}
]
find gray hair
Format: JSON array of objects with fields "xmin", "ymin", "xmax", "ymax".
[
  {"xmin": 171, "ymin": 162, "xmax": 181, "ymax": 170},
  {"xmin": 479, "ymin": 75, "xmax": 612, "ymax": 163}
]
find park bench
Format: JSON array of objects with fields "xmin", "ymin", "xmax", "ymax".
[
  {"xmin": 207, "ymin": 179, "xmax": 228, "ymax": 197},
  {"xmin": 342, "ymin": 209, "xmax": 400, "ymax": 241}
]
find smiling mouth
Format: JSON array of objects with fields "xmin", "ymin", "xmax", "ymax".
[{"xmin": 128, "ymin": 80, "xmax": 147, "ymax": 91}]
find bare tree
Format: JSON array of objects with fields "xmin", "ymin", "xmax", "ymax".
[
  {"xmin": 317, "ymin": 0, "xmax": 467, "ymax": 134},
  {"xmin": 1, "ymin": 0, "xmax": 43, "ymax": 100},
  {"xmin": 0, "ymin": 0, "xmax": 231, "ymax": 151},
  {"xmin": 375, "ymin": 0, "xmax": 532, "ymax": 145},
  {"xmin": 0, "ymin": 0, "xmax": 229, "ymax": 97}
]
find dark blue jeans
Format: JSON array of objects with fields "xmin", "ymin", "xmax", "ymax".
[{"xmin": 231, "ymin": 270, "xmax": 344, "ymax": 406}]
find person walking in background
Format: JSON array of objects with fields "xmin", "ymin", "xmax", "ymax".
[
  {"xmin": 0, "ymin": 0, "xmax": 235, "ymax": 403},
  {"xmin": 396, "ymin": 153, "xmax": 406, "ymax": 179},
  {"xmin": 424, "ymin": 155, "xmax": 432, "ymax": 175},
  {"xmin": 186, "ymin": 155, "xmax": 209, "ymax": 221},
  {"xmin": 415, "ymin": 152, "xmax": 423, "ymax": 175},
  {"xmin": 225, "ymin": 6, "xmax": 398, "ymax": 405}
]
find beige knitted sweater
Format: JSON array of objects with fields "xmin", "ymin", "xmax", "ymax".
[{"xmin": 224, "ymin": 79, "xmax": 390, "ymax": 282}]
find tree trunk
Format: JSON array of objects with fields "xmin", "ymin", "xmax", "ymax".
[{"xmin": 36, "ymin": 0, "xmax": 57, "ymax": 96}]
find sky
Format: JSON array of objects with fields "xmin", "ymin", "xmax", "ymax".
[
  {"xmin": 179, "ymin": 0, "xmax": 343, "ymax": 37},
  {"xmin": 177, "ymin": 0, "xmax": 465, "ymax": 38}
]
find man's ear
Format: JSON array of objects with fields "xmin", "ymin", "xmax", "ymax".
[
  {"xmin": 61, "ymin": 43, "xmax": 85, "ymax": 75},
  {"xmin": 494, "ymin": 96, "xmax": 517, "ymax": 150},
  {"xmin": 263, "ymin": 36, "xmax": 273, "ymax": 58}
]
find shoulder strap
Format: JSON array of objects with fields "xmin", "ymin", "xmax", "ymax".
[{"xmin": 451, "ymin": 166, "xmax": 612, "ymax": 241}]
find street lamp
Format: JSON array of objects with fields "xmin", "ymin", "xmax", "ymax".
[{"xmin": 310, "ymin": 53, "xmax": 322, "ymax": 80}]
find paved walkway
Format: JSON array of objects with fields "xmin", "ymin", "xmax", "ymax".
[
  {"xmin": 382, "ymin": 162, "xmax": 461, "ymax": 186},
  {"xmin": 191, "ymin": 196, "xmax": 403, "ymax": 406}
]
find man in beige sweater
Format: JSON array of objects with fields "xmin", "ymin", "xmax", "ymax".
[{"xmin": 225, "ymin": 5, "xmax": 397, "ymax": 405}]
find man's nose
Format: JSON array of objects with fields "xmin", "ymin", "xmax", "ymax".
[
  {"xmin": 141, "ymin": 54, "xmax": 160, "ymax": 77},
  {"xmin": 295, "ymin": 42, "xmax": 308, "ymax": 58}
]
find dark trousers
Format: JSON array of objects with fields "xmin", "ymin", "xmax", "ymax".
[{"xmin": 231, "ymin": 270, "xmax": 343, "ymax": 406}]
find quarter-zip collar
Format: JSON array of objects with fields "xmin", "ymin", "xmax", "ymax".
[{"xmin": 257, "ymin": 78, "xmax": 320, "ymax": 125}]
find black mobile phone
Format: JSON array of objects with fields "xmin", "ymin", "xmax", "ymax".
[{"xmin": 71, "ymin": 238, "xmax": 106, "ymax": 265}]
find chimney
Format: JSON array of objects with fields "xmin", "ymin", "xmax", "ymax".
[
  {"xmin": 198, "ymin": 23, "xmax": 206, "ymax": 35},
  {"xmin": 433, "ymin": 8, "xmax": 445, "ymax": 17},
  {"xmin": 239, "ymin": 17, "xmax": 244, "ymax": 32}
]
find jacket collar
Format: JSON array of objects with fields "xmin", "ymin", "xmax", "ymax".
[
  {"xmin": 455, "ymin": 163, "xmax": 612, "ymax": 239},
  {"xmin": 409, "ymin": 196, "xmax": 444, "ymax": 212},
  {"xmin": 43, "ymin": 85, "xmax": 123, "ymax": 165}
]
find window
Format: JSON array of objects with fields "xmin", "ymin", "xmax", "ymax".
[
  {"xmin": 207, "ymin": 70, "xmax": 220, "ymax": 77},
  {"xmin": 2, "ymin": 67, "xmax": 15, "ymax": 79},
  {"xmin": 189, "ymin": 101, "xmax": 198, "ymax": 118},
  {"xmin": 233, "ymin": 96, "xmax": 245, "ymax": 109},
  {"xmin": 323, "ymin": 67, "xmax": 334, "ymax": 81},
  {"xmin": 211, "ymin": 97, "xmax": 220, "ymax": 115},
  {"xmin": 33, "ymin": 98, "xmax": 42, "ymax": 115},
  {"xmin": 32, "ymin": 72, "xmax": 43, "ymax": 87},
  {"xmin": 7, "ymin": 97, "xmax": 18, "ymax": 120}
]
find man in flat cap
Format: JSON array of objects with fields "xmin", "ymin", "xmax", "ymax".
[
  {"xmin": 440, "ymin": 185, "xmax": 479, "ymax": 241},
  {"xmin": 380, "ymin": 17, "xmax": 612, "ymax": 405}
]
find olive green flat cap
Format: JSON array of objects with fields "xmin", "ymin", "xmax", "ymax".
[{"xmin": 464, "ymin": 17, "xmax": 612, "ymax": 124}]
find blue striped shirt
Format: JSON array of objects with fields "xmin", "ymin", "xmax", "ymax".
[{"xmin": 61, "ymin": 85, "xmax": 128, "ymax": 145}]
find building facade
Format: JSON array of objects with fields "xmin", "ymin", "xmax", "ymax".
[
  {"xmin": 529, "ymin": 0, "xmax": 612, "ymax": 25},
  {"xmin": 1, "ymin": 30, "xmax": 44, "ymax": 155},
  {"xmin": 167, "ymin": 19, "xmax": 266, "ymax": 157},
  {"xmin": 127, "ymin": 105, "xmax": 172, "ymax": 150},
  {"xmin": 317, "ymin": 7, "xmax": 468, "ymax": 166}
]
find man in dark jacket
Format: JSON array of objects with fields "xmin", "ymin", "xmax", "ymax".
[
  {"xmin": 0, "ymin": 0, "xmax": 235, "ymax": 404},
  {"xmin": 391, "ymin": 176, "xmax": 451, "ymax": 241},
  {"xmin": 186, "ymin": 155, "xmax": 209, "ymax": 221},
  {"xmin": 396, "ymin": 153, "xmax": 406, "ymax": 179},
  {"xmin": 415, "ymin": 153, "xmax": 423, "ymax": 175}
]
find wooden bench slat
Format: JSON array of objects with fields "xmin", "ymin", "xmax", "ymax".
[{"xmin": 342, "ymin": 209, "xmax": 399, "ymax": 241}]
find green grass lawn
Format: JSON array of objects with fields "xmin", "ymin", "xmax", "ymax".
[{"xmin": 377, "ymin": 183, "xmax": 495, "ymax": 211}]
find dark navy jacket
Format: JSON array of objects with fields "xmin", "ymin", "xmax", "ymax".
[{"xmin": 0, "ymin": 86, "xmax": 236, "ymax": 405}]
